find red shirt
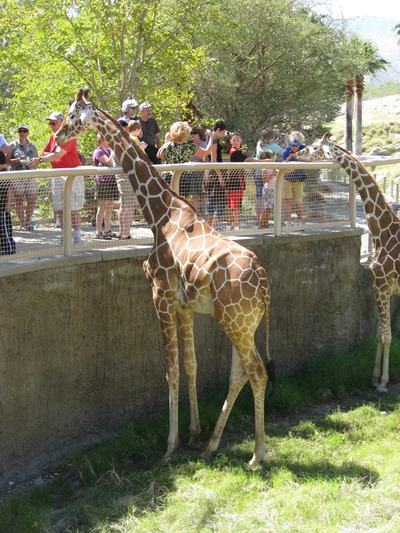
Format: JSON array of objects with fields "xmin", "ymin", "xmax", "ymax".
[{"xmin": 43, "ymin": 134, "xmax": 81, "ymax": 169}]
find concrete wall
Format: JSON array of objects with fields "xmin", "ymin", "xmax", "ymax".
[{"xmin": 0, "ymin": 229, "xmax": 377, "ymax": 486}]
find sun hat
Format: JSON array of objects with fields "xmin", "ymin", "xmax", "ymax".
[
  {"xmin": 122, "ymin": 98, "xmax": 138, "ymax": 112},
  {"xmin": 139, "ymin": 102, "xmax": 152, "ymax": 111},
  {"xmin": 46, "ymin": 112, "xmax": 64, "ymax": 121},
  {"xmin": 260, "ymin": 127, "xmax": 279, "ymax": 144},
  {"xmin": 18, "ymin": 124, "xmax": 29, "ymax": 130}
]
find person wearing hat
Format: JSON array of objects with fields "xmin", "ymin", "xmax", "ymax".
[
  {"xmin": 281, "ymin": 131, "xmax": 307, "ymax": 225},
  {"xmin": 9, "ymin": 123, "xmax": 39, "ymax": 231},
  {"xmin": 138, "ymin": 102, "xmax": 161, "ymax": 164},
  {"xmin": 29, "ymin": 112, "xmax": 85, "ymax": 245},
  {"xmin": 119, "ymin": 98, "xmax": 139, "ymax": 123}
]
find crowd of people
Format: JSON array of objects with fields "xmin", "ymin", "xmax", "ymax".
[{"xmin": 0, "ymin": 96, "xmax": 309, "ymax": 253}]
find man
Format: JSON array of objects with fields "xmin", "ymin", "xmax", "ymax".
[
  {"xmin": 29, "ymin": 112, "xmax": 84, "ymax": 245},
  {"xmin": 204, "ymin": 119, "xmax": 228, "ymax": 229},
  {"xmin": 119, "ymin": 98, "xmax": 139, "ymax": 123},
  {"xmin": 138, "ymin": 102, "xmax": 161, "ymax": 164}
]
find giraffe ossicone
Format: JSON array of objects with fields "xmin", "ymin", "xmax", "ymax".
[
  {"xmin": 56, "ymin": 88, "xmax": 275, "ymax": 466},
  {"xmin": 297, "ymin": 133, "xmax": 400, "ymax": 392}
]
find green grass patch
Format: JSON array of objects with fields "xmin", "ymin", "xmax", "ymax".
[{"xmin": 1, "ymin": 341, "xmax": 400, "ymax": 532}]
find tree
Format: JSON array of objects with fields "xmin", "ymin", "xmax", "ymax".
[
  {"xmin": 191, "ymin": 0, "xmax": 386, "ymax": 148},
  {"xmin": 0, "ymin": 0, "xmax": 212, "ymax": 147},
  {"xmin": 345, "ymin": 39, "xmax": 388, "ymax": 155}
]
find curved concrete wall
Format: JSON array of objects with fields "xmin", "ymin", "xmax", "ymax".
[{"xmin": 0, "ymin": 229, "xmax": 376, "ymax": 486}]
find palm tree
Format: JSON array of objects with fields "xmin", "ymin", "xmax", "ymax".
[{"xmin": 352, "ymin": 42, "xmax": 388, "ymax": 155}]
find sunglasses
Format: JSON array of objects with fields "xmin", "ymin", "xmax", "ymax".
[
  {"xmin": 49, "ymin": 122, "xmax": 59, "ymax": 126},
  {"xmin": 18, "ymin": 129, "xmax": 28, "ymax": 133}
]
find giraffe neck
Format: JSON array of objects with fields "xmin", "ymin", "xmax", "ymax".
[
  {"xmin": 333, "ymin": 146, "xmax": 398, "ymax": 248},
  {"xmin": 92, "ymin": 108, "xmax": 179, "ymax": 231}
]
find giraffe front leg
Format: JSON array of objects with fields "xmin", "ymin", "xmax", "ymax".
[
  {"xmin": 372, "ymin": 341, "xmax": 383, "ymax": 389},
  {"xmin": 374, "ymin": 295, "xmax": 391, "ymax": 393},
  {"xmin": 153, "ymin": 291, "xmax": 180, "ymax": 461},
  {"xmin": 177, "ymin": 307, "xmax": 201, "ymax": 449},
  {"xmin": 376, "ymin": 343, "xmax": 390, "ymax": 393}
]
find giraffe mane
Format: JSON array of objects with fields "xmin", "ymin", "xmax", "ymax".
[
  {"xmin": 332, "ymin": 142, "xmax": 399, "ymax": 220},
  {"xmin": 72, "ymin": 88, "xmax": 200, "ymax": 214}
]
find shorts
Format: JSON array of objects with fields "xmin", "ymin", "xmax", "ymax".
[
  {"xmin": 94, "ymin": 179, "xmax": 119, "ymax": 201},
  {"xmin": 12, "ymin": 177, "xmax": 37, "ymax": 196},
  {"xmin": 262, "ymin": 187, "xmax": 274, "ymax": 209},
  {"xmin": 254, "ymin": 170, "xmax": 264, "ymax": 199},
  {"xmin": 283, "ymin": 180, "xmax": 304, "ymax": 202},
  {"xmin": 226, "ymin": 190, "xmax": 243, "ymax": 210},
  {"xmin": 116, "ymin": 174, "xmax": 139, "ymax": 209},
  {"xmin": 52, "ymin": 176, "xmax": 85, "ymax": 211}
]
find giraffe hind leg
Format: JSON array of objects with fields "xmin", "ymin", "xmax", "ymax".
[
  {"xmin": 203, "ymin": 343, "xmax": 267, "ymax": 468},
  {"xmin": 203, "ymin": 346, "xmax": 248, "ymax": 460}
]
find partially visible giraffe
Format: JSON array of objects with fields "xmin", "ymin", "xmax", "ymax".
[
  {"xmin": 56, "ymin": 89, "xmax": 275, "ymax": 466},
  {"xmin": 297, "ymin": 133, "xmax": 400, "ymax": 392}
]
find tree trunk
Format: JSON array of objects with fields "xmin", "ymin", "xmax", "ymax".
[
  {"xmin": 344, "ymin": 80, "xmax": 354, "ymax": 152},
  {"xmin": 354, "ymin": 75, "xmax": 364, "ymax": 155}
]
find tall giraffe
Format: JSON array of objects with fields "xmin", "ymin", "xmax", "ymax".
[
  {"xmin": 297, "ymin": 133, "xmax": 400, "ymax": 393},
  {"xmin": 55, "ymin": 89, "xmax": 275, "ymax": 467}
]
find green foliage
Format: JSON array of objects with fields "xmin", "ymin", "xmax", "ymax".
[
  {"xmin": 1, "ymin": 341, "xmax": 400, "ymax": 531},
  {"xmin": 0, "ymin": 0, "xmax": 386, "ymax": 155}
]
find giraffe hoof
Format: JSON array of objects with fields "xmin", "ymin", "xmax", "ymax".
[
  {"xmin": 376, "ymin": 385, "xmax": 388, "ymax": 393},
  {"xmin": 187, "ymin": 436, "xmax": 202, "ymax": 450},
  {"xmin": 248, "ymin": 454, "xmax": 264, "ymax": 469}
]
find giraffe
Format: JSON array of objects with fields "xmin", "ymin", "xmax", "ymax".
[
  {"xmin": 296, "ymin": 133, "xmax": 400, "ymax": 393},
  {"xmin": 55, "ymin": 89, "xmax": 275, "ymax": 467}
]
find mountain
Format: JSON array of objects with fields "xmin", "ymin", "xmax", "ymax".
[{"xmin": 346, "ymin": 16, "xmax": 400, "ymax": 85}]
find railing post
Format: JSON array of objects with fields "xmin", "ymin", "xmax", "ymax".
[
  {"xmin": 171, "ymin": 171, "xmax": 182, "ymax": 194},
  {"xmin": 349, "ymin": 181, "xmax": 357, "ymax": 228},
  {"xmin": 63, "ymin": 176, "xmax": 74, "ymax": 256},
  {"xmin": 274, "ymin": 170, "xmax": 286, "ymax": 236}
]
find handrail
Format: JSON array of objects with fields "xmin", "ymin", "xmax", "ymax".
[
  {"xmin": 1, "ymin": 156, "xmax": 399, "ymax": 261},
  {"xmin": 3, "ymin": 154, "xmax": 399, "ymax": 180}
]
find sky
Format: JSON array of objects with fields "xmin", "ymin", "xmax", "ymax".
[{"xmin": 316, "ymin": 0, "xmax": 398, "ymax": 19}]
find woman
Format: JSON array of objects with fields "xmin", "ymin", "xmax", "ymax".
[
  {"xmin": 189, "ymin": 125, "xmax": 208, "ymax": 215},
  {"xmin": 92, "ymin": 135, "xmax": 119, "ymax": 239},
  {"xmin": 157, "ymin": 121, "xmax": 211, "ymax": 196}
]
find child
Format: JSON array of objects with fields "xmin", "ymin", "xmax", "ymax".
[
  {"xmin": 258, "ymin": 149, "xmax": 276, "ymax": 229},
  {"xmin": 0, "ymin": 150, "xmax": 16, "ymax": 254},
  {"xmin": 127, "ymin": 120, "xmax": 147, "ymax": 151}
]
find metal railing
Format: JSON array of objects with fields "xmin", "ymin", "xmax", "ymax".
[{"xmin": 0, "ymin": 157, "xmax": 399, "ymax": 263}]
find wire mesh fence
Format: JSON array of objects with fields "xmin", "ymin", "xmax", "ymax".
[{"xmin": 0, "ymin": 157, "xmax": 399, "ymax": 263}]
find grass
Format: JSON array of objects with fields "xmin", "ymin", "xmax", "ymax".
[{"xmin": 1, "ymin": 339, "xmax": 400, "ymax": 532}]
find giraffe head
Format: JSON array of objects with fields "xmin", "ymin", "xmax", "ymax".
[
  {"xmin": 55, "ymin": 88, "xmax": 96, "ymax": 146},
  {"xmin": 295, "ymin": 133, "xmax": 336, "ymax": 162}
]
